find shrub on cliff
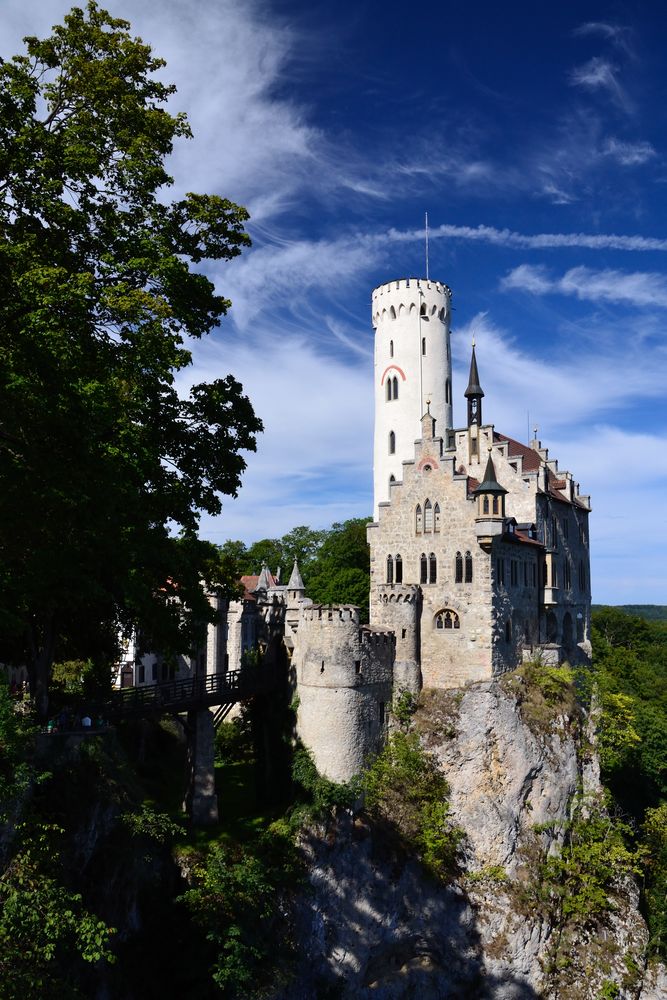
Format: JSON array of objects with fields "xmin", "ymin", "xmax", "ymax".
[{"xmin": 362, "ymin": 731, "xmax": 463, "ymax": 879}]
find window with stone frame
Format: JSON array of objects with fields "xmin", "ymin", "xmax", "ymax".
[
  {"xmin": 429, "ymin": 552, "xmax": 437, "ymax": 584},
  {"xmin": 420, "ymin": 553, "xmax": 427, "ymax": 584},
  {"xmin": 435, "ymin": 609, "xmax": 460, "ymax": 630},
  {"xmin": 389, "ymin": 430, "xmax": 395, "ymax": 454},
  {"xmin": 464, "ymin": 551, "xmax": 473, "ymax": 583},
  {"xmin": 434, "ymin": 502, "xmax": 441, "ymax": 532},
  {"xmin": 415, "ymin": 504, "xmax": 423, "ymax": 533},
  {"xmin": 455, "ymin": 551, "xmax": 463, "ymax": 583},
  {"xmin": 386, "ymin": 555, "xmax": 394, "ymax": 584},
  {"xmin": 395, "ymin": 554, "xmax": 403, "ymax": 583}
]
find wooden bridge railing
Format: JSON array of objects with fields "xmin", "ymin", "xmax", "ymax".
[{"xmin": 105, "ymin": 668, "xmax": 274, "ymax": 720}]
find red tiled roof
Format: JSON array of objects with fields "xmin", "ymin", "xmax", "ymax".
[
  {"xmin": 513, "ymin": 529, "xmax": 544, "ymax": 548},
  {"xmin": 494, "ymin": 432, "xmax": 541, "ymax": 472},
  {"xmin": 239, "ymin": 571, "xmax": 277, "ymax": 601}
]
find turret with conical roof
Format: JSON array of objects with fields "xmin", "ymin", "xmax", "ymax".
[
  {"xmin": 473, "ymin": 450, "xmax": 507, "ymax": 549},
  {"xmin": 286, "ymin": 559, "xmax": 305, "ymax": 595},
  {"xmin": 464, "ymin": 342, "xmax": 484, "ymax": 427}
]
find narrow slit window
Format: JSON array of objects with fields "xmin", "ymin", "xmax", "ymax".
[
  {"xmin": 464, "ymin": 551, "xmax": 473, "ymax": 583},
  {"xmin": 424, "ymin": 498, "xmax": 433, "ymax": 532},
  {"xmin": 434, "ymin": 503, "xmax": 441, "ymax": 532},
  {"xmin": 429, "ymin": 553, "xmax": 437, "ymax": 584},
  {"xmin": 422, "ymin": 337, "xmax": 426, "ymax": 356},
  {"xmin": 415, "ymin": 504, "xmax": 423, "ymax": 533},
  {"xmin": 420, "ymin": 553, "xmax": 427, "ymax": 584},
  {"xmin": 392, "ymin": 376, "xmax": 399, "ymax": 399},
  {"xmin": 390, "ymin": 339, "xmax": 394, "ymax": 357},
  {"xmin": 395, "ymin": 554, "xmax": 403, "ymax": 583},
  {"xmin": 389, "ymin": 430, "xmax": 395, "ymax": 454},
  {"xmin": 455, "ymin": 551, "xmax": 463, "ymax": 583},
  {"xmin": 386, "ymin": 555, "xmax": 394, "ymax": 584}
]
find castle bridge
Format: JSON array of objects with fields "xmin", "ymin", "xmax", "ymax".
[
  {"xmin": 104, "ymin": 667, "xmax": 276, "ymax": 722},
  {"xmin": 101, "ymin": 666, "xmax": 278, "ymax": 827}
]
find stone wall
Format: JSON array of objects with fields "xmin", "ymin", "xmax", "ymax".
[{"xmin": 295, "ymin": 605, "xmax": 394, "ymax": 783}]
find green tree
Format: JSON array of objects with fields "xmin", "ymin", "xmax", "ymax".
[
  {"xmin": 307, "ymin": 518, "xmax": 371, "ymax": 619},
  {"xmin": 0, "ymin": 3, "xmax": 261, "ymax": 717}
]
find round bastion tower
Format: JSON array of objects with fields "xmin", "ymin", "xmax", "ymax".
[{"xmin": 372, "ymin": 278, "xmax": 453, "ymax": 515}]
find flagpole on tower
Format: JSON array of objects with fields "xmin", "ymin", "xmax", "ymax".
[{"xmin": 425, "ymin": 211, "xmax": 429, "ymax": 280}]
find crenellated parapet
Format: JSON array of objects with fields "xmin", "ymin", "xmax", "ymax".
[{"xmin": 371, "ymin": 278, "xmax": 452, "ymax": 328}]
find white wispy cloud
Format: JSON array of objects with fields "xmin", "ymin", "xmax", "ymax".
[
  {"xmin": 572, "ymin": 21, "xmax": 634, "ymax": 57},
  {"xmin": 569, "ymin": 56, "xmax": 632, "ymax": 111},
  {"xmin": 502, "ymin": 264, "xmax": 667, "ymax": 309},
  {"xmin": 602, "ymin": 137, "xmax": 656, "ymax": 166}
]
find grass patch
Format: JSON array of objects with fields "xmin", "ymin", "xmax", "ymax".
[{"xmin": 500, "ymin": 660, "xmax": 580, "ymax": 737}]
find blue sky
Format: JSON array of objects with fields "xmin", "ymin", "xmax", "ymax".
[{"xmin": 5, "ymin": 1, "xmax": 667, "ymax": 604}]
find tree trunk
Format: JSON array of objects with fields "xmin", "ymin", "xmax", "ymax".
[{"xmin": 26, "ymin": 615, "xmax": 56, "ymax": 722}]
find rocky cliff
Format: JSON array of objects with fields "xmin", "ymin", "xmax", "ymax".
[{"xmin": 280, "ymin": 675, "xmax": 665, "ymax": 1000}]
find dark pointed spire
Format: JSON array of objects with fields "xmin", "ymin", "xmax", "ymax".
[
  {"xmin": 473, "ymin": 452, "xmax": 507, "ymax": 496},
  {"xmin": 464, "ymin": 341, "xmax": 484, "ymax": 426}
]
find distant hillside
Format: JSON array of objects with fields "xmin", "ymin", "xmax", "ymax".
[{"xmin": 592, "ymin": 604, "xmax": 667, "ymax": 622}]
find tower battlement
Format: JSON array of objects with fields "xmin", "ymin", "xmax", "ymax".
[
  {"xmin": 301, "ymin": 604, "xmax": 360, "ymax": 625},
  {"xmin": 372, "ymin": 278, "xmax": 452, "ymax": 328}
]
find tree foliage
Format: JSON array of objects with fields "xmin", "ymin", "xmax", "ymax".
[
  {"xmin": 362, "ymin": 731, "xmax": 463, "ymax": 879},
  {"xmin": 0, "ymin": 3, "xmax": 261, "ymax": 716},
  {"xmin": 221, "ymin": 517, "xmax": 372, "ymax": 620}
]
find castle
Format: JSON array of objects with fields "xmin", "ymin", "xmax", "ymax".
[{"xmin": 119, "ymin": 276, "xmax": 592, "ymax": 784}]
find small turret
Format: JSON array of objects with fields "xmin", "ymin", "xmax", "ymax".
[
  {"xmin": 286, "ymin": 559, "xmax": 305, "ymax": 596},
  {"xmin": 473, "ymin": 451, "xmax": 507, "ymax": 550},
  {"xmin": 464, "ymin": 342, "xmax": 484, "ymax": 428},
  {"xmin": 254, "ymin": 563, "xmax": 272, "ymax": 593}
]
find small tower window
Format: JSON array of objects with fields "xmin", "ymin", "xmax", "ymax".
[
  {"xmin": 386, "ymin": 380, "xmax": 392, "ymax": 401},
  {"xmin": 390, "ymin": 306, "xmax": 396, "ymax": 320},
  {"xmin": 455, "ymin": 551, "xmax": 463, "ymax": 583},
  {"xmin": 492, "ymin": 496, "xmax": 499, "ymax": 515},
  {"xmin": 390, "ymin": 339, "xmax": 394, "ymax": 358},
  {"xmin": 386, "ymin": 555, "xmax": 394, "ymax": 584},
  {"xmin": 389, "ymin": 474, "xmax": 396, "ymax": 493},
  {"xmin": 445, "ymin": 379, "xmax": 451, "ymax": 404},
  {"xmin": 434, "ymin": 503, "xmax": 441, "ymax": 532},
  {"xmin": 420, "ymin": 302, "xmax": 427, "ymax": 317},
  {"xmin": 422, "ymin": 337, "xmax": 427, "ymax": 356},
  {"xmin": 389, "ymin": 431, "xmax": 395, "ymax": 454},
  {"xmin": 415, "ymin": 503, "xmax": 423, "ymax": 533},
  {"xmin": 395, "ymin": 554, "xmax": 403, "ymax": 583},
  {"xmin": 420, "ymin": 553, "xmax": 428, "ymax": 584},
  {"xmin": 392, "ymin": 375, "xmax": 399, "ymax": 399},
  {"xmin": 483, "ymin": 496, "xmax": 490, "ymax": 515},
  {"xmin": 429, "ymin": 553, "xmax": 437, "ymax": 584},
  {"xmin": 424, "ymin": 498, "xmax": 433, "ymax": 532},
  {"xmin": 465, "ymin": 551, "xmax": 473, "ymax": 583}
]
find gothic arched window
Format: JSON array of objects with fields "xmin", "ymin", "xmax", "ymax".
[
  {"xmin": 386, "ymin": 555, "xmax": 394, "ymax": 584},
  {"xmin": 389, "ymin": 431, "xmax": 395, "ymax": 454},
  {"xmin": 395, "ymin": 554, "xmax": 403, "ymax": 584},
  {"xmin": 434, "ymin": 503, "xmax": 441, "ymax": 532},
  {"xmin": 386, "ymin": 380, "xmax": 392, "ymax": 401},
  {"xmin": 455, "ymin": 551, "xmax": 463, "ymax": 583},
  {"xmin": 420, "ymin": 553, "xmax": 428, "ymax": 584},
  {"xmin": 424, "ymin": 499, "xmax": 433, "ymax": 532},
  {"xmin": 483, "ymin": 495, "xmax": 490, "ymax": 514},
  {"xmin": 415, "ymin": 504, "xmax": 423, "ymax": 534},
  {"xmin": 429, "ymin": 552, "xmax": 437, "ymax": 584},
  {"xmin": 492, "ymin": 496, "xmax": 499, "ymax": 515},
  {"xmin": 392, "ymin": 376, "xmax": 399, "ymax": 400},
  {"xmin": 465, "ymin": 551, "xmax": 473, "ymax": 583},
  {"xmin": 435, "ymin": 609, "xmax": 460, "ymax": 630}
]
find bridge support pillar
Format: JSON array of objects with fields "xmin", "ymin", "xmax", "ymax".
[{"xmin": 185, "ymin": 708, "xmax": 218, "ymax": 826}]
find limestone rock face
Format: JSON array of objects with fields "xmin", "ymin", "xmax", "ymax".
[{"xmin": 278, "ymin": 680, "xmax": 662, "ymax": 1000}]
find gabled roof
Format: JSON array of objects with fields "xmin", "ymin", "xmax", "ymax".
[{"xmin": 494, "ymin": 432, "xmax": 541, "ymax": 472}]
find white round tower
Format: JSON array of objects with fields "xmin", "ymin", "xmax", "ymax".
[{"xmin": 372, "ymin": 277, "xmax": 453, "ymax": 514}]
